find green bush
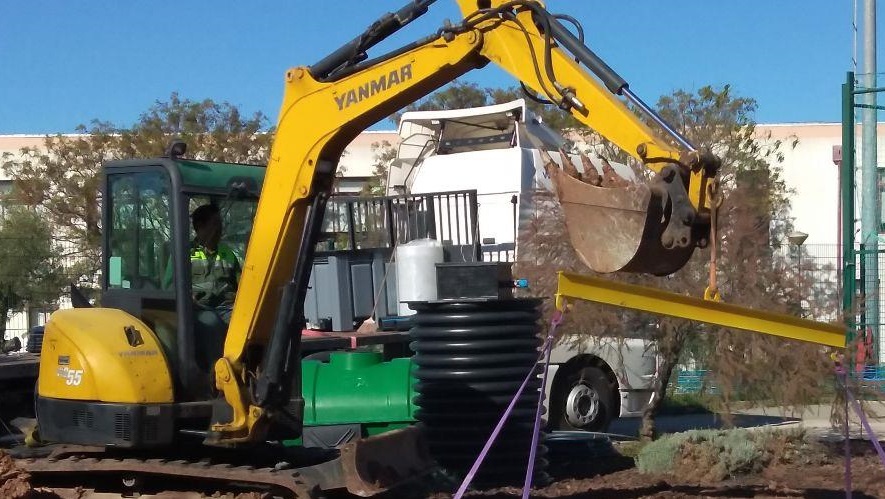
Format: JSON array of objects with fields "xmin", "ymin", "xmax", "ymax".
[
  {"xmin": 635, "ymin": 432, "xmax": 692, "ymax": 474},
  {"xmin": 659, "ymin": 393, "xmax": 715, "ymax": 415},
  {"xmin": 635, "ymin": 427, "xmax": 824, "ymax": 480}
]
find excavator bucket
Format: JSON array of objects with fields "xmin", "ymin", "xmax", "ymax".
[
  {"xmin": 546, "ymin": 152, "xmax": 700, "ymax": 276},
  {"xmin": 337, "ymin": 425, "xmax": 435, "ymax": 496},
  {"xmin": 296, "ymin": 425, "xmax": 434, "ymax": 496}
]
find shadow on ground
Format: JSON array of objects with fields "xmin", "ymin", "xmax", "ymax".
[{"xmin": 609, "ymin": 412, "xmax": 801, "ymax": 437}]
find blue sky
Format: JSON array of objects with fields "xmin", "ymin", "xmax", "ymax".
[{"xmin": 0, "ymin": 1, "xmax": 872, "ymax": 134}]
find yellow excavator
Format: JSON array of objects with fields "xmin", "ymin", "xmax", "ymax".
[{"xmin": 29, "ymin": 0, "xmax": 721, "ymax": 495}]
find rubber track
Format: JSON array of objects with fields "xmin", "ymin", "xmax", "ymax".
[{"xmin": 16, "ymin": 454, "xmax": 318, "ymax": 498}]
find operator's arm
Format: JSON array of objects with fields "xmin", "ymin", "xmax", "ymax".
[{"xmin": 457, "ymin": 0, "xmax": 719, "ymax": 275}]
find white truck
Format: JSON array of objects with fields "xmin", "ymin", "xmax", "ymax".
[{"xmin": 387, "ymin": 99, "xmax": 659, "ymax": 431}]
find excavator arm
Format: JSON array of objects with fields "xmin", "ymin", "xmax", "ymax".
[{"xmin": 209, "ymin": 0, "xmax": 720, "ymax": 444}]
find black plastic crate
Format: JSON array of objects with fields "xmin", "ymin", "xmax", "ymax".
[{"xmin": 436, "ymin": 262, "xmax": 514, "ymax": 300}]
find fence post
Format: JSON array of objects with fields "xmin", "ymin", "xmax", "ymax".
[
  {"xmin": 842, "ymin": 71, "xmax": 857, "ymax": 364},
  {"xmin": 346, "ymin": 202, "xmax": 356, "ymax": 250}
]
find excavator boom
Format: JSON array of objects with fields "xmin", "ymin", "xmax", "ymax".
[{"xmin": 210, "ymin": 0, "xmax": 720, "ymax": 444}]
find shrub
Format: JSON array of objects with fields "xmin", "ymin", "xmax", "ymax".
[{"xmin": 635, "ymin": 427, "xmax": 825, "ymax": 481}]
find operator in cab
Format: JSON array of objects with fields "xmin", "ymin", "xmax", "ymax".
[{"xmin": 190, "ymin": 203, "xmax": 241, "ymax": 328}]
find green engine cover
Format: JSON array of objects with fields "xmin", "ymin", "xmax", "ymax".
[{"xmin": 301, "ymin": 351, "xmax": 416, "ymax": 435}]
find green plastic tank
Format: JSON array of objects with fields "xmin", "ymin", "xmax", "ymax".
[{"xmin": 301, "ymin": 351, "xmax": 416, "ymax": 437}]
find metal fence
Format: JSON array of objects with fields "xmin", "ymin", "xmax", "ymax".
[
  {"xmin": 672, "ymin": 242, "xmax": 885, "ymax": 393},
  {"xmin": 319, "ymin": 190, "xmax": 480, "ymax": 254},
  {"xmin": 850, "ymin": 245, "xmax": 885, "ymax": 371},
  {"xmin": 774, "ymin": 243, "xmax": 841, "ymax": 322},
  {"xmin": 673, "ymin": 243, "xmax": 843, "ymax": 393}
]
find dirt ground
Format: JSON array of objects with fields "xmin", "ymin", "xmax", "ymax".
[
  {"xmin": 448, "ymin": 440, "xmax": 885, "ymax": 499},
  {"xmin": 0, "ymin": 452, "xmax": 58, "ymax": 499},
  {"xmin": 512, "ymin": 457, "xmax": 885, "ymax": 498},
  {"xmin": 3, "ymin": 440, "xmax": 885, "ymax": 498}
]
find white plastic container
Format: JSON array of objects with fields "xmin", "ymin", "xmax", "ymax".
[{"xmin": 395, "ymin": 238, "xmax": 444, "ymax": 316}]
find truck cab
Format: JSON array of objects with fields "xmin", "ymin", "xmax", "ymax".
[{"xmin": 388, "ymin": 99, "xmax": 659, "ymax": 430}]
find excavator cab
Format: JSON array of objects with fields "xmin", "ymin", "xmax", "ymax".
[{"xmin": 36, "ymin": 155, "xmax": 266, "ymax": 446}]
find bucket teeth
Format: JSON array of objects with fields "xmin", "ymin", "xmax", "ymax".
[
  {"xmin": 578, "ymin": 153, "xmax": 602, "ymax": 186},
  {"xmin": 558, "ymin": 148, "xmax": 584, "ymax": 181},
  {"xmin": 598, "ymin": 156, "xmax": 632, "ymax": 188}
]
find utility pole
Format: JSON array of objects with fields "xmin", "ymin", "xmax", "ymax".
[{"xmin": 861, "ymin": 0, "xmax": 879, "ymax": 361}]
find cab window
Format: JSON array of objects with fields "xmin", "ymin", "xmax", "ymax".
[
  {"xmin": 107, "ymin": 171, "xmax": 173, "ymax": 290},
  {"xmin": 186, "ymin": 195, "xmax": 258, "ymax": 261}
]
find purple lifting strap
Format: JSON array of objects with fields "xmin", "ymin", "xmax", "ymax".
[
  {"xmin": 453, "ymin": 310, "xmax": 564, "ymax": 499},
  {"xmin": 836, "ymin": 362, "xmax": 885, "ymax": 499},
  {"xmin": 522, "ymin": 310, "xmax": 562, "ymax": 498}
]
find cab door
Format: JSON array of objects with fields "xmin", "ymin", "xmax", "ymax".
[{"xmin": 101, "ymin": 167, "xmax": 184, "ymax": 392}]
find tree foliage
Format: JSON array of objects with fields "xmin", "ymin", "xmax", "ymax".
[
  {"xmin": 637, "ymin": 86, "xmax": 830, "ymax": 439},
  {"xmin": 0, "ymin": 208, "xmax": 66, "ymax": 341},
  {"xmin": 115, "ymin": 93, "xmax": 274, "ymax": 162},
  {"xmin": 2, "ymin": 93, "xmax": 274, "ymax": 283}
]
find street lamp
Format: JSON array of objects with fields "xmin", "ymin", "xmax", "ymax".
[
  {"xmin": 788, "ymin": 230, "xmax": 809, "ymax": 247},
  {"xmin": 788, "ymin": 230, "xmax": 808, "ymax": 317},
  {"xmin": 788, "ymin": 230, "xmax": 808, "ymax": 273}
]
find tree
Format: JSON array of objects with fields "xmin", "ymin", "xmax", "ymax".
[
  {"xmin": 115, "ymin": 93, "xmax": 274, "ymax": 162},
  {"xmin": 2, "ymin": 93, "xmax": 274, "ymax": 283},
  {"xmin": 0, "ymin": 208, "xmax": 65, "ymax": 343},
  {"xmin": 648, "ymin": 87, "xmax": 830, "ymax": 430}
]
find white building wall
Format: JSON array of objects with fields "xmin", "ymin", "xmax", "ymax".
[
  {"xmin": 337, "ymin": 130, "xmax": 400, "ymax": 183},
  {"xmin": 757, "ymin": 123, "xmax": 885, "ymax": 360},
  {"xmin": 757, "ymin": 124, "xmax": 843, "ymax": 245},
  {"xmin": 755, "ymin": 123, "xmax": 885, "ymax": 247}
]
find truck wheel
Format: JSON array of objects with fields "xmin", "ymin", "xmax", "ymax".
[{"xmin": 551, "ymin": 366, "xmax": 615, "ymax": 432}]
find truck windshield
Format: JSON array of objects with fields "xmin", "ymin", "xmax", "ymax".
[{"xmin": 436, "ymin": 118, "xmax": 517, "ymax": 155}]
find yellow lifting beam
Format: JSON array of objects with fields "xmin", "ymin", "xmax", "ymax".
[{"xmin": 555, "ymin": 272, "xmax": 846, "ymax": 348}]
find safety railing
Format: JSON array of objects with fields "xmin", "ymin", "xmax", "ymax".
[{"xmin": 318, "ymin": 189, "xmax": 480, "ymax": 255}]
